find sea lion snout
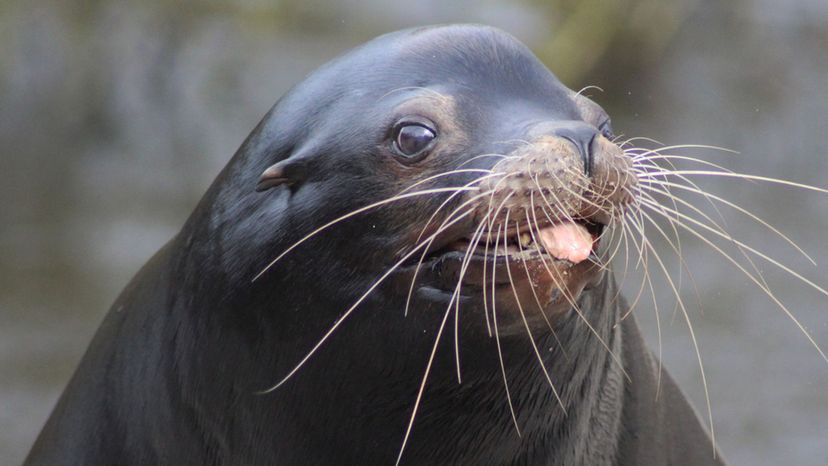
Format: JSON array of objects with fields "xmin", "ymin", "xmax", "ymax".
[
  {"xmin": 422, "ymin": 123, "xmax": 636, "ymax": 311},
  {"xmin": 585, "ymin": 133, "xmax": 637, "ymax": 221},
  {"xmin": 477, "ymin": 128, "xmax": 636, "ymax": 227},
  {"xmin": 526, "ymin": 120, "xmax": 599, "ymax": 176}
]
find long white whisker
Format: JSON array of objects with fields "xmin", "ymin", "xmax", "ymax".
[
  {"xmin": 625, "ymin": 210, "xmax": 717, "ymax": 453},
  {"xmin": 258, "ymin": 209, "xmax": 476, "ymax": 394},
  {"xmin": 398, "ymin": 169, "xmax": 495, "ymax": 194},
  {"xmin": 253, "ymin": 187, "xmax": 479, "ymax": 281},
  {"xmin": 637, "ymin": 170, "xmax": 828, "ymax": 193},
  {"xmin": 638, "ymin": 198, "xmax": 828, "ymax": 363},
  {"xmin": 638, "ymin": 179, "xmax": 815, "ymax": 265},
  {"xmin": 405, "ymin": 188, "xmax": 499, "ymax": 316}
]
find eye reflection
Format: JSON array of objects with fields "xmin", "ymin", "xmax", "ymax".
[{"xmin": 395, "ymin": 124, "xmax": 436, "ymax": 157}]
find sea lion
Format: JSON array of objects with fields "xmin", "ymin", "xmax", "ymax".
[{"xmin": 26, "ymin": 24, "xmax": 726, "ymax": 465}]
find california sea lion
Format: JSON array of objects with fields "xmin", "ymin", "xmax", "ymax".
[{"xmin": 26, "ymin": 24, "xmax": 726, "ymax": 465}]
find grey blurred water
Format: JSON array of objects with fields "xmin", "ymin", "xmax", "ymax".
[{"xmin": 2, "ymin": 1, "xmax": 827, "ymax": 464}]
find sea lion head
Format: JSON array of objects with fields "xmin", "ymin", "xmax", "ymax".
[{"xmin": 202, "ymin": 24, "xmax": 637, "ymax": 333}]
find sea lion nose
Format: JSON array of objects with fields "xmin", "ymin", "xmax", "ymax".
[
  {"xmin": 554, "ymin": 124, "xmax": 598, "ymax": 177},
  {"xmin": 525, "ymin": 121, "xmax": 599, "ymax": 177}
]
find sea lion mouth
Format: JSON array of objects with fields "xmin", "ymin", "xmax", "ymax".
[
  {"xmin": 438, "ymin": 219, "xmax": 604, "ymax": 266},
  {"xmin": 408, "ymin": 214, "xmax": 607, "ymax": 295}
]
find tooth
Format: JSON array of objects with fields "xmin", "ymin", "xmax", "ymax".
[{"xmin": 519, "ymin": 232, "xmax": 531, "ymax": 247}]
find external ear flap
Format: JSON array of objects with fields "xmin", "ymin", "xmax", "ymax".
[{"xmin": 256, "ymin": 159, "xmax": 307, "ymax": 192}]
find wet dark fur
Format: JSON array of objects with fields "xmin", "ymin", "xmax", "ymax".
[{"xmin": 27, "ymin": 25, "xmax": 725, "ymax": 465}]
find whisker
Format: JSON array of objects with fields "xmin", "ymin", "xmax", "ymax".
[
  {"xmin": 638, "ymin": 178, "xmax": 815, "ymax": 265},
  {"xmin": 506, "ymin": 217, "xmax": 567, "ymax": 412},
  {"xmin": 621, "ymin": 213, "xmax": 664, "ymax": 395},
  {"xmin": 626, "ymin": 143, "xmax": 738, "ymax": 156},
  {"xmin": 637, "ymin": 196, "xmax": 828, "ymax": 300},
  {"xmin": 628, "ymin": 189, "xmax": 704, "ymax": 323},
  {"xmin": 405, "ymin": 188, "xmax": 500, "ymax": 317},
  {"xmin": 490, "ymin": 217, "xmax": 523, "ymax": 436},
  {"xmin": 258, "ymin": 208, "xmax": 476, "ymax": 394},
  {"xmin": 398, "ymin": 169, "xmax": 495, "ymax": 194},
  {"xmin": 253, "ymin": 186, "xmax": 479, "ymax": 281},
  {"xmin": 524, "ymin": 202, "xmax": 631, "ymax": 382},
  {"xmin": 574, "ymin": 85, "xmax": 604, "ymax": 97},
  {"xmin": 395, "ymin": 272, "xmax": 462, "ymax": 466},
  {"xmin": 617, "ymin": 204, "xmax": 665, "ymax": 384},
  {"xmin": 525, "ymin": 197, "xmax": 568, "ymax": 345},
  {"xmin": 455, "ymin": 152, "xmax": 517, "ymax": 169},
  {"xmin": 637, "ymin": 170, "xmax": 828, "ymax": 193},
  {"xmin": 632, "ymin": 153, "xmax": 739, "ymax": 176},
  {"xmin": 624, "ymin": 210, "xmax": 717, "ymax": 452},
  {"xmin": 637, "ymin": 182, "xmax": 774, "ymax": 306},
  {"xmin": 616, "ymin": 135, "xmax": 664, "ymax": 147},
  {"xmin": 415, "ymin": 174, "xmax": 503, "ymax": 244},
  {"xmin": 451, "ymin": 219, "xmax": 491, "ymax": 383},
  {"xmin": 637, "ymin": 198, "xmax": 828, "ymax": 363}
]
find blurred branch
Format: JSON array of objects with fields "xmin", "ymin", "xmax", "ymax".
[{"xmin": 530, "ymin": 0, "xmax": 700, "ymax": 85}]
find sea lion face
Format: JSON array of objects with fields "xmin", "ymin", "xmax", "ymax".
[{"xmin": 251, "ymin": 25, "xmax": 636, "ymax": 327}]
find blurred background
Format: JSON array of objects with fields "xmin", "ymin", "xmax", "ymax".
[{"xmin": 2, "ymin": 0, "xmax": 827, "ymax": 464}]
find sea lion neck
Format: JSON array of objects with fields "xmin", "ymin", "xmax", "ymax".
[{"xmin": 202, "ymin": 276, "xmax": 624, "ymax": 466}]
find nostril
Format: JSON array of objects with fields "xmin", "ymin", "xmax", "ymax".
[{"xmin": 556, "ymin": 126, "xmax": 598, "ymax": 178}]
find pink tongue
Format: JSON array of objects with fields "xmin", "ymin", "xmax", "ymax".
[{"xmin": 537, "ymin": 222, "xmax": 593, "ymax": 264}]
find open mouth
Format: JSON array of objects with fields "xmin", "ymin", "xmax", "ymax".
[{"xmin": 429, "ymin": 219, "xmax": 606, "ymax": 267}]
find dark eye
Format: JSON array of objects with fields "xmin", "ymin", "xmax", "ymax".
[
  {"xmin": 394, "ymin": 124, "xmax": 436, "ymax": 158},
  {"xmin": 598, "ymin": 119, "xmax": 614, "ymax": 140}
]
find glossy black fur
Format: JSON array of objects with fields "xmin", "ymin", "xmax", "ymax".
[{"xmin": 26, "ymin": 25, "xmax": 724, "ymax": 465}]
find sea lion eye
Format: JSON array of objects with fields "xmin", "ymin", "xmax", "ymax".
[{"xmin": 393, "ymin": 123, "xmax": 436, "ymax": 159}]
